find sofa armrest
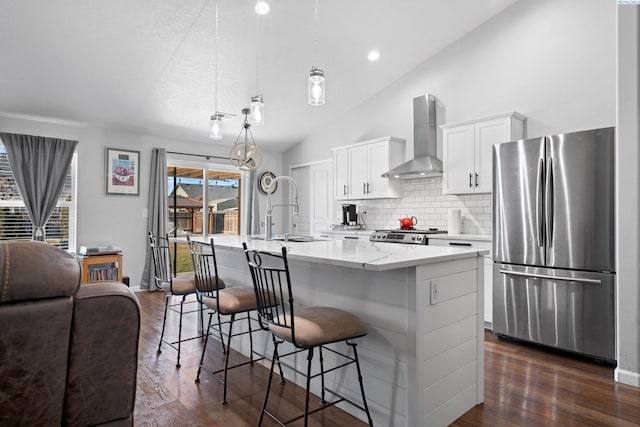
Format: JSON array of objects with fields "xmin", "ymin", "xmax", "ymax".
[{"xmin": 64, "ymin": 282, "xmax": 140, "ymax": 427}]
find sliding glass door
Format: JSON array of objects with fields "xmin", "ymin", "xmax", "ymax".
[{"xmin": 167, "ymin": 161, "xmax": 240, "ymax": 272}]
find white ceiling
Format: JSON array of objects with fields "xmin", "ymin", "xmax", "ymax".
[{"xmin": 0, "ymin": 0, "xmax": 518, "ymax": 152}]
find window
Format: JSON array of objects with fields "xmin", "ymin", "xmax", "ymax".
[
  {"xmin": 0, "ymin": 142, "xmax": 77, "ymax": 252},
  {"xmin": 166, "ymin": 158, "xmax": 240, "ymax": 273}
]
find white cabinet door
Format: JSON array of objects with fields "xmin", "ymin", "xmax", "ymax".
[
  {"xmin": 290, "ymin": 166, "xmax": 310, "ymax": 236},
  {"xmin": 334, "ymin": 147, "xmax": 349, "ymax": 200},
  {"xmin": 443, "ymin": 124, "xmax": 475, "ymax": 194},
  {"xmin": 475, "ymin": 117, "xmax": 512, "ymax": 193},
  {"xmin": 442, "ymin": 112, "xmax": 525, "ymax": 195},
  {"xmin": 333, "ymin": 136, "xmax": 405, "ymax": 200},
  {"xmin": 368, "ymin": 141, "xmax": 390, "ymax": 198},
  {"xmin": 348, "ymin": 144, "xmax": 369, "ymax": 199},
  {"xmin": 310, "ymin": 161, "xmax": 333, "ymax": 235}
]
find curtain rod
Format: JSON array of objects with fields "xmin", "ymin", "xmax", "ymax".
[{"xmin": 166, "ymin": 150, "xmax": 230, "ymax": 161}]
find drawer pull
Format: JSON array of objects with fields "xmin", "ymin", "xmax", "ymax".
[
  {"xmin": 449, "ymin": 242, "xmax": 472, "ymax": 247},
  {"xmin": 344, "ymin": 236, "xmax": 359, "ymax": 240}
]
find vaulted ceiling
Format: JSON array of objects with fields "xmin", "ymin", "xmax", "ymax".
[{"xmin": 0, "ymin": 0, "xmax": 518, "ymax": 152}]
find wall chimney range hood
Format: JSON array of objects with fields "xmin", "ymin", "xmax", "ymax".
[{"xmin": 382, "ymin": 94, "xmax": 442, "ymax": 179}]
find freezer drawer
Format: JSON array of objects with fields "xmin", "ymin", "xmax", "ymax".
[{"xmin": 493, "ymin": 263, "xmax": 615, "ymax": 362}]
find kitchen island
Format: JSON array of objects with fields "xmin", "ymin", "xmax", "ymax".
[{"xmin": 186, "ymin": 235, "xmax": 486, "ymax": 426}]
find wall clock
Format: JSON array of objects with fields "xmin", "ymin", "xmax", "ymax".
[{"xmin": 258, "ymin": 171, "xmax": 277, "ymax": 194}]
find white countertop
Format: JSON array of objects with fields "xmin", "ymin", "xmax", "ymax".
[{"xmin": 184, "ymin": 235, "xmax": 487, "ymax": 272}]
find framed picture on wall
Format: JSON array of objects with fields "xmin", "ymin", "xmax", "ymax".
[{"xmin": 105, "ymin": 147, "xmax": 140, "ymax": 195}]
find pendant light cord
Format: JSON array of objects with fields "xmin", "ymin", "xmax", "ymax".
[
  {"xmin": 255, "ymin": 13, "xmax": 260, "ymax": 94},
  {"xmin": 214, "ymin": 0, "xmax": 219, "ymax": 114},
  {"xmin": 314, "ymin": 0, "xmax": 319, "ymax": 67}
]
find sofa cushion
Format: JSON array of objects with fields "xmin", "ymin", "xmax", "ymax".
[{"xmin": 0, "ymin": 241, "xmax": 81, "ymax": 303}]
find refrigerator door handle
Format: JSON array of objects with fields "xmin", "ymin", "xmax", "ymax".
[
  {"xmin": 536, "ymin": 158, "xmax": 544, "ymax": 247},
  {"xmin": 499, "ymin": 269, "xmax": 602, "ymax": 285},
  {"xmin": 545, "ymin": 156, "xmax": 554, "ymax": 247}
]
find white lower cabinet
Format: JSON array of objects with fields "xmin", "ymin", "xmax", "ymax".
[{"xmin": 428, "ymin": 236, "xmax": 493, "ymax": 328}]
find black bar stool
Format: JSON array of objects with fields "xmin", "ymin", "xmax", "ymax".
[
  {"xmin": 243, "ymin": 242, "xmax": 374, "ymax": 426},
  {"xmin": 189, "ymin": 237, "xmax": 282, "ymax": 405},
  {"xmin": 149, "ymin": 232, "xmax": 202, "ymax": 368}
]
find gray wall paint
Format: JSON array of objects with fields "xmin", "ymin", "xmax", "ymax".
[{"xmin": 0, "ymin": 114, "xmax": 284, "ymax": 287}]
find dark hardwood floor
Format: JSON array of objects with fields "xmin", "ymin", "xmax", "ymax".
[{"xmin": 134, "ymin": 291, "xmax": 640, "ymax": 426}]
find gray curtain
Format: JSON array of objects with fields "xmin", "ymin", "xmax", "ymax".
[
  {"xmin": 0, "ymin": 132, "xmax": 77, "ymax": 241},
  {"xmin": 140, "ymin": 148, "xmax": 167, "ymax": 290},
  {"xmin": 241, "ymin": 170, "xmax": 261, "ymax": 236}
]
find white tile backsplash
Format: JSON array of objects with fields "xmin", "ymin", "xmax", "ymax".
[{"xmin": 355, "ymin": 177, "xmax": 492, "ymax": 235}]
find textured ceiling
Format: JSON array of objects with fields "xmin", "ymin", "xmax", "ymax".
[{"xmin": 0, "ymin": 0, "xmax": 518, "ymax": 152}]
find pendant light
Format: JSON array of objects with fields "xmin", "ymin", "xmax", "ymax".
[
  {"xmin": 209, "ymin": 0, "xmax": 226, "ymax": 140},
  {"xmin": 250, "ymin": 11, "xmax": 264, "ymax": 125},
  {"xmin": 308, "ymin": 0, "xmax": 325, "ymax": 106},
  {"xmin": 230, "ymin": 108, "xmax": 262, "ymax": 171}
]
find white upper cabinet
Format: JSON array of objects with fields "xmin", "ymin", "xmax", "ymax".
[
  {"xmin": 333, "ymin": 136, "xmax": 405, "ymax": 200},
  {"xmin": 441, "ymin": 112, "xmax": 525, "ymax": 194}
]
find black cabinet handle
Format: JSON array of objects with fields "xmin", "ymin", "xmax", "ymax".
[
  {"xmin": 469, "ymin": 173, "xmax": 472, "ymax": 187},
  {"xmin": 344, "ymin": 236, "xmax": 359, "ymax": 240},
  {"xmin": 475, "ymin": 172, "xmax": 478, "ymax": 187},
  {"xmin": 449, "ymin": 242, "xmax": 472, "ymax": 247}
]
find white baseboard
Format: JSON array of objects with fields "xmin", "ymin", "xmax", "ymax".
[{"xmin": 615, "ymin": 367, "xmax": 640, "ymax": 387}]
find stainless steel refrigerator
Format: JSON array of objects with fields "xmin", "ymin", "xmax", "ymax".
[{"xmin": 492, "ymin": 126, "xmax": 615, "ymax": 362}]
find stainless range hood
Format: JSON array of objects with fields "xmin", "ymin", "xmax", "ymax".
[{"xmin": 382, "ymin": 94, "xmax": 442, "ymax": 179}]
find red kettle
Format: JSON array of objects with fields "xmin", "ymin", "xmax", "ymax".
[{"xmin": 399, "ymin": 216, "xmax": 417, "ymax": 229}]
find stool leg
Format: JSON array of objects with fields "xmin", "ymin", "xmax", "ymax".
[
  {"xmin": 304, "ymin": 347, "xmax": 315, "ymax": 427},
  {"xmin": 248, "ymin": 312, "xmax": 254, "ymax": 363},
  {"xmin": 157, "ymin": 294, "xmax": 169, "ymax": 354},
  {"xmin": 319, "ymin": 346, "xmax": 326, "ymax": 404},
  {"xmin": 221, "ymin": 313, "xmax": 235, "ymax": 405},
  {"xmin": 217, "ymin": 311, "xmax": 226, "ymax": 354},
  {"xmin": 349, "ymin": 342, "xmax": 374, "ymax": 426},
  {"xmin": 271, "ymin": 334, "xmax": 286, "ymax": 385},
  {"xmin": 176, "ymin": 295, "xmax": 186, "ymax": 368},
  {"xmin": 195, "ymin": 312, "xmax": 214, "ymax": 383},
  {"xmin": 259, "ymin": 340, "xmax": 280, "ymax": 426}
]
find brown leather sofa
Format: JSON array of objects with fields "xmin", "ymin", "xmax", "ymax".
[{"xmin": 0, "ymin": 241, "xmax": 140, "ymax": 426}]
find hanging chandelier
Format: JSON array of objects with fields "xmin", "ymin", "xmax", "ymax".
[{"xmin": 230, "ymin": 108, "xmax": 262, "ymax": 171}]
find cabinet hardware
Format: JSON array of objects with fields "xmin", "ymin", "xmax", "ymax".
[
  {"xmin": 344, "ymin": 184, "xmax": 347, "ymax": 195},
  {"xmin": 475, "ymin": 172, "xmax": 478, "ymax": 187},
  {"xmin": 344, "ymin": 236, "xmax": 359, "ymax": 240},
  {"xmin": 449, "ymin": 242, "xmax": 472, "ymax": 247},
  {"xmin": 366, "ymin": 183, "xmax": 370, "ymax": 194},
  {"xmin": 469, "ymin": 173, "xmax": 472, "ymax": 187},
  {"xmin": 363, "ymin": 183, "xmax": 366, "ymax": 194}
]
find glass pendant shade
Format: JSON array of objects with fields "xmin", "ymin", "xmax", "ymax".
[
  {"xmin": 308, "ymin": 67, "xmax": 325, "ymax": 106},
  {"xmin": 230, "ymin": 109, "xmax": 262, "ymax": 171},
  {"xmin": 209, "ymin": 115, "xmax": 222, "ymax": 140},
  {"xmin": 250, "ymin": 95, "xmax": 264, "ymax": 125}
]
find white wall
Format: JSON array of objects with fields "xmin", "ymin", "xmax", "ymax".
[
  {"xmin": 284, "ymin": 0, "xmax": 616, "ymax": 234},
  {"xmin": 0, "ymin": 113, "xmax": 284, "ymax": 287},
  {"xmin": 615, "ymin": 5, "xmax": 640, "ymax": 387}
]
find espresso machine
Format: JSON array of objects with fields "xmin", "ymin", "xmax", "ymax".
[{"xmin": 342, "ymin": 204, "xmax": 358, "ymax": 226}]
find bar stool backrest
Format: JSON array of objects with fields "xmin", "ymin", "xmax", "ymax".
[
  {"xmin": 149, "ymin": 232, "xmax": 173, "ymax": 291},
  {"xmin": 243, "ymin": 243, "xmax": 298, "ymax": 344},
  {"xmin": 188, "ymin": 238, "xmax": 224, "ymax": 306}
]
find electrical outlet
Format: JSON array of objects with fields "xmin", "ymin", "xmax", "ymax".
[{"xmin": 430, "ymin": 280, "xmax": 440, "ymax": 304}]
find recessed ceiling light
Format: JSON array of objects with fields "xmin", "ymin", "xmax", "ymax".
[
  {"xmin": 368, "ymin": 50, "xmax": 381, "ymax": 62},
  {"xmin": 255, "ymin": 1, "xmax": 270, "ymax": 15}
]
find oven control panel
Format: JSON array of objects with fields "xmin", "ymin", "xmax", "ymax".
[{"xmin": 370, "ymin": 231, "xmax": 427, "ymax": 245}]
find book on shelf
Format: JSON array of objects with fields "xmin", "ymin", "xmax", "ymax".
[{"xmin": 79, "ymin": 245, "xmax": 122, "ymax": 256}]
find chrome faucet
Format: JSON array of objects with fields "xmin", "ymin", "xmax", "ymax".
[{"xmin": 265, "ymin": 176, "xmax": 299, "ymax": 241}]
